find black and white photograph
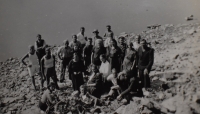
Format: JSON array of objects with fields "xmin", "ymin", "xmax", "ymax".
[{"xmin": 0, "ymin": 0, "xmax": 200, "ymax": 114}]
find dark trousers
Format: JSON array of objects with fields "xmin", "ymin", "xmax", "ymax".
[
  {"xmin": 45, "ymin": 67, "xmax": 59, "ymax": 89},
  {"xmin": 139, "ymin": 69, "xmax": 151, "ymax": 89},
  {"xmin": 60, "ymin": 58, "xmax": 71, "ymax": 82},
  {"xmin": 39, "ymin": 100, "xmax": 47, "ymax": 111}
]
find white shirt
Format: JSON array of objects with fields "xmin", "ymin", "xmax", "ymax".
[
  {"xmin": 132, "ymin": 42, "xmax": 140, "ymax": 51},
  {"xmin": 77, "ymin": 32, "xmax": 86, "ymax": 45},
  {"xmin": 99, "ymin": 61, "xmax": 111, "ymax": 78}
]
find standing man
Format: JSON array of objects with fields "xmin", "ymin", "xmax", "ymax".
[
  {"xmin": 118, "ymin": 36, "xmax": 127, "ymax": 71},
  {"xmin": 83, "ymin": 38, "xmax": 93, "ymax": 69},
  {"xmin": 57, "ymin": 40, "xmax": 73, "ymax": 82},
  {"xmin": 35, "ymin": 34, "xmax": 46, "ymax": 64},
  {"xmin": 41, "ymin": 48, "xmax": 59, "ymax": 89},
  {"xmin": 92, "ymin": 29, "xmax": 103, "ymax": 46},
  {"xmin": 138, "ymin": 39, "xmax": 154, "ymax": 90},
  {"xmin": 21, "ymin": 45, "xmax": 44, "ymax": 90},
  {"xmin": 69, "ymin": 34, "xmax": 82, "ymax": 49},
  {"xmin": 104, "ymin": 25, "xmax": 114, "ymax": 40},
  {"xmin": 77, "ymin": 27, "xmax": 87, "ymax": 48}
]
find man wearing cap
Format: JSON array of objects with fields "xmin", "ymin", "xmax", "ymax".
[
  {"xmin": 104, "ymin": 25, "xmax": 114, "ymax": 40},
  {"xmin": 77, "ymin": 27, "xmax": 87, "ymax": 48},
  {"xmin": 69, "ymin": 34, "xmax": 82, "ymax": 49},
  {"xmin": 35, "ymin": 34, "xmax": 46, "ymax": 64},
  {"xmin": 92, "ymin": 29, "xmax": 103, "ymax": 46},
  {"xmin": 137, "ymin": 39, "xmax": 154, "ymax": 90},
  {"xmin": 57, "ymin": 40, "xmax": 73, "ymax": 82},
  {"xmin": 132, "ymin": 35, "xmax": 141, "ymax": 51}
]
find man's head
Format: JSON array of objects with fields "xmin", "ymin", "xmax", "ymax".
[
  {"xmin": 135, "ymin": 35, "xmax": 141, "ymax": 43},
  {"xmin": 110, "ymin": 39, "xmax": 117, "ymax": 47},
  {"xmin": 128, "ymin": 42, "xmax": 133, "ymax": 48},
  {"xmin": 37, "ymin": 34, "xmax": 42, "ymax": 41},
  {"xmin": 63, "ymin": 40, "xmax": 69, "ymax": 48},
  {"xmin": 72, "ymin": 34, "xmax": 78, "ymax": 42},
  {"xmin": 73, "ymin": 44, "xmax": 79, "ymax": 51},
  {"xmin": 80, "ymin": 27, "xmax": 85, "ymax": 33},
  {"xmin": 93, "ymin": 29, "xmax": 99, "ymax": 36},
  {"xmin": 119, "ymin": 36, "xmax": 125, "ymax": 44},
  {"xmin": 91, "ymin": 65, "xmax": 99, "ymax": 73},
  {"xmin": 106, "ymin": 25, "xmax": 111, "ymax": 31},
  {"xmin": 119, "ymin": 70, "xmax": 128, "ymax": 81},
  {"xmin": 29, "ymin": 45, "xmax": 35, "ymax": 54},
  {"xmin": 48, "ymin": 82, "xmax": 56, "ymax": 91},
  {"xmin": 87, "ymin": 38, "xmax": 92, "ymax": 45},
  {"xmin": 111, "ymin": 68, "xmax": 117, "ymax": 76},
  {"xmin": 95, "ymin": 39, "xmax": 102, "ymax": 48},
  {"xmin": 73, "ymin": 53, "xmax": 79, "ymax": 61},
  {"xmin": 100, "ymin": 54, "xmax": 106, "ymax": 63},
  {"xmin": 45, "ymin": 47, "xmax": 51, "ymax": 56},
  {"xmin": 80, "ymin": 85, "xmax": 86, "ymax": 94},
  {"xmin": 140, "ymin": 39, "xmax": 147, "ymax": 49}
]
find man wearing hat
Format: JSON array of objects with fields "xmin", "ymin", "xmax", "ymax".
[
  {"xmin": 92, "ymin": 29, "xmax": 103, "ymax": 46},
  {"xmin": 137, "ymin": 39, "xmax": 154, "ymax": 90},
  {"xmin": 104, "ymin": 25, "xmax": 114, "ymax": 40}
]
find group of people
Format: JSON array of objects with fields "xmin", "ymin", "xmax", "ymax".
[{"xmin": 21, "ymin": 25, "xmax": 154, "ymax": 112}]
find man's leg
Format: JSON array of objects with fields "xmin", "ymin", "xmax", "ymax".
[
  {"xmin": 51, "ymin": 69, "xmax": 60, "ymax": 89},
  {"xmin": 60, "ymin": 60, "xmax": 67, "ymax": 82},
  {"xmin": 139, "ymin": 69, "xmax": 144, "ymax": 88},
  {"xmin": 28, "ymin": 67, "xmax": 37, "ymax": 90},
  {"xmin": 46, "ymin": 69, "xmax": 50, "ymax": 87}
]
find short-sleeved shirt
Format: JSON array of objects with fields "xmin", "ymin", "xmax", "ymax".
[
  {"xmin": 69, "ymin": 41, "xmax": 81, "ymax": 49},
  {"xmin": 57, "ymin": 46, "xmax": 73, "ymax": 58},
  {"xmin": 77, "ymin": 32, "xmax": 87, "ymax": 45}
]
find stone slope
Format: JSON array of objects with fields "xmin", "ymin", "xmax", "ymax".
[{"xmin": 0, "ymin": 23, "xmax": 200, "ymax": 114}]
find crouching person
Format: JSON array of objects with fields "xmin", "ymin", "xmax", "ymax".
[
  {"xmin": 41, "ymin": 48, "xmax": 59, "ymax": 89},
  {"xmin": 39, "ymin": 82, "xmax": 58, "ymax": 113},
  {"xmin": 116, "ymin": 70, "xmax": 142, "ymax": 103}
]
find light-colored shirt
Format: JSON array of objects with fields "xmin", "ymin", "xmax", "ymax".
[
  {"xmin": 132, "ymin": 42, "xmax": 140, "ymax": 51},
  {"xmin": 69, "ymin": 41, "xmax": 81, "ymax": 49},
  {"xmin": 99, "ymin": 61, "xmax": 111, "ymax": 78},
  {"xmin": 77, "ymin": 32, "xmax": 86, "ymax": 45},
  {"xmin": 28, "ymin": 52, "xmax": 38, "ymax": 65}
]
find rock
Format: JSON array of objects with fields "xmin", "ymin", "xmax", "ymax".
[
  {"xmin": 141, "ymin": 107, "xmax": 152, "ymax": 114},
  {"xmin": 161, "ymin": 98, "xmax": 176, "ymax": 113},
  {"xmin": 175, "ymin": 104, "xmax": 193, "ymax": 114},
  {"xmin": 71, "ymin": 91, "xmax": 79, "ymax": 97},
  {"xmin": 164, "ymin": 73, "xmax": 175, "ymax": 81},
  {"xmin": 192, "ymin": 93, "xmax": 200, "ymax": 103},
  {"xmin": 19, "ymin": 71, "xmax": 28, "ymax": 78},
  {"xmin": 152, "ymin": 77, "xmax": 159, "ymax": 81},
  {"xmin": 173, "ymin": 54, "xmax": 179, "ymax": 59},
  {"xmin": 158, "ymin": 92, "xmax": 165, "ymax": 100}
]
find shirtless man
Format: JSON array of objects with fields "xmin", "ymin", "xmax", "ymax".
[
  {"xmin": 104, "ymin": 25, "xmax": 114, "ymax": 39},
  {"xmin": 21, "ymin": 45, "xmax": 44, "ymax": 90}
]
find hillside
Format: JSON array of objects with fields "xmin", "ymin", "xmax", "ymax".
[{"xmin": 0, "ymin": 23, "xmax": 200, "ymax": 114}]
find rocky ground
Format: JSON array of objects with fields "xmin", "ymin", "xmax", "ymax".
[{"xmin": 0, "ymin": 23, "xmax": 200, "ymax": 114}]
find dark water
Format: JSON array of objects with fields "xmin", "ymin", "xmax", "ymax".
[{"xmin": 0, "ymin": 0, "xmax": 200, "ymax": 61}]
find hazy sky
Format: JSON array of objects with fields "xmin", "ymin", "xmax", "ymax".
[{"xmin": 0, "ymin": 0, "xmax": 200, "ymax": 61}]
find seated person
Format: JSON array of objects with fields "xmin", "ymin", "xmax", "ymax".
[
  {"xmin": 86, "ymin": 65, "xmax": 102, "ymax": 98},
  {"xmin": 78, "ymin": 85, "xmax": 103, "ymax": 113},
  {"xmin": 102, "ymin": 68, "xmax": 121, "ymax": 99},
  {"xmin": 39, "ymin": 82, "xmax": 58, "ymax": 113},
  {"xmin": 116, "ymin": 70, "xmax": 142, "ymax": 102}
]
